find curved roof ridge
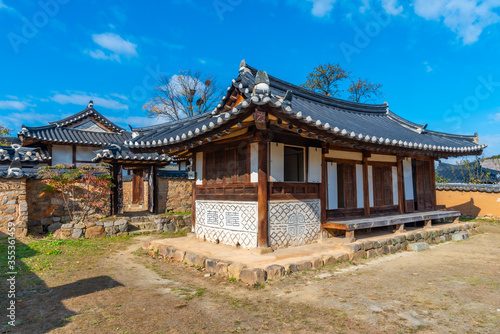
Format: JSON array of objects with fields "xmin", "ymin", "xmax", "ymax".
[
  {"xmin": 131, "ymin": 112, "xmax": 211, "ymax": 133},
  {"xmin": 245, "ymin": 64, "xmax": 388, "ymax": 113},
  {"xmin": 49, "ymin": 104, "xmax": 125, "ymax": 132}
]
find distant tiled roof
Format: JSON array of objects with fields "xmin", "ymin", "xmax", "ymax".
[
  {"xmin": 126, "ymin": 60, "xmax": 485, "ymax": 157},
  {"xmin": 437, "ymin": 183, "xmax": 500, "ymax": 192},
  {"xmin": 20, "ymin": 124, "xmax": 131, "ymax": 146},
  {"xmin": 437, "ymin": 162, "xmax": 499, "ymax": 184},
  {"xmin": 0, "ymin": 144, "xmax": 50, "ymax": 163},
  {"xmin": 92, "ymin": 145, "xmax": 170, "ymax": 163},
  {"xmin": 157, "ymin": 170, "xmax": 189, "ymax": 179},
  {"xmin": 49, "ymin": 100, "xmax": 125, "ymax": 133},
  {"xmin": 1, "ymin": 137, "xmax": 21, "ymax": 145}
]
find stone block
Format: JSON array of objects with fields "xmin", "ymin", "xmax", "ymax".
[
  {"xmin": 406, "ymin": 233, "xmax": 415, "ymax": 241},
  {"xmin": 310, "ymin": 257, "xmax": 324, "ymax": 269},
  {"xmin": 114, "ymin": 219, "xmax": 128, "ymax": 226},
  {"xmin": 166, "ymin": 246, "xmax": 176, "ymax": 259},
  {"xmin": 440, "ymin": 235, "xmax": 447, "ymax": 242},
  {"xmin": 366, "ymin": 249, "xmax": 377, "ymax": 258},
  {"xmin": 205, "ymin": 259, "xmax": 219, "ymax": 273},
  {"xmin": 216, "ymin": 261, "xmax": 231, "ymax": 276},
  {"xmin": 85, "ymin": 226, "xmax": 105, "ymax": 239},
  {"xmin": 62, "ymin": 223, "xmax": 74, "ymax": 229},
  {"xmin": 265, "ymin": 265, "xmax": 285, "ymax": 280},
  {"xmin": 363, "ymin": 241, "xmax": 374, "ymax": 250},
  {"xmin": 408, "ymin": 242, "xmax": 429, "ymax": 252},
  {"xmin": 72, "ymin": 228, "xmax": 83, "ymax": 239},
  {"xmin": 296, "ymin": 260, "xmax": 312, "ymax": 272},
  {"xmin": 345, "ymin": 242, "xmax": 362, "ymax": 253},
  {"xmin": 239, "ymin": 268, "xmax": 267, "ymax": 285},
  {"xmin": 452, "ymin": 233, "xmax": 469, "ymax": 241},
  {"xmin": 103, "ymin": 221, "xmax": 114, "ymax": 227},
  {"xmin": 322, "ymin": 255, "xmax": 336, "ymax": 266},
  {"xmin": 395, "ymin": 243, "xmax": 402, "ymax": 252},
  {"xmin": 85, "ymin": 221, "xmax": 96, "ymax": 228},
  {"xmin": 48, "ymin": 222, "xmax": 62, "ymax": 232},
  {"xmin": 158, "ymin": 245, "xmax": 168, "ymax": 257},
  {"xmin": 163, "ymin": 222, "xmax": 176, "ymax": 233},
  {"xmin": 350, "ymin": 250, "xmax": 366, "ymax": 261},
  {"xmin": 41, "ymin": 218, "xmax": 52, "ymax": 226},
  {"xmin": 118, "ymin": 223, "xmax": 127, "ymax": 233},
  {"xmin": 52, "ymin": 217, "xmax": 61, "ymax": 222},
  {"xmin": 228, "ymin": 263, "xmax": 246, "ymax": 279},
  {"xmin": 19, "ymin": 201, "xmax": 28, "ymax": 212},
  {"xmin": 173, "ymin": 250, "xmax": 186, "ymax": 262},
  {"xmin": 73, "ymin": 223, "xmax": 85, "ymax": 229},
  {"xmin": 336, "ymin": 252, "xmax": 350, "ymax": 263}
]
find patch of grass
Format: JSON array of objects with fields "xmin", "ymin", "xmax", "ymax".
[{"xmin": 165, "ymin": 211, "xmax": 191, "ymax": 216}]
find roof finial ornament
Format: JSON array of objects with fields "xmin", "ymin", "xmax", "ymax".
[
  {"xmin": 88, "ymin": 100, "xmax": 94, "ymax": 108},
  {"xmin": 239, "ymin": 59, "xmax": 246, "ymax": 71}
]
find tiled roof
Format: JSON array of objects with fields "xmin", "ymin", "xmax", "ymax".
[
  {"xmin": 20, "ymin": 124, "xmax": 132, "ymax": 146},
  {"xmin": 92, "ymin": 145, "xmax": 171, "ymax": 163},
  {"xmin": 50, "ymin": 100, "xmax": 125, "ymax": 133},
  {"xmin": 126, "ymin": 60, "xmax": 485, "ymax": 156},
  {"xmin": 157, "ymin": 170, "xmax": 189, "ymax": 179},
  {"xmin": 0, "ymin": 144, "xmax": 50, "ymax": 163},
  {"xmin": 436, "ymin": 162, "xmax": 499, "ymax": 184},
  {"xmin": 437, "ymin": 183, "xmax": 500, "ymax": 192}
]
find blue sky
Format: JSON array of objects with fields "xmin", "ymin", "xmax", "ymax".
[{"xmin": 0, "ymin": 0, "xmax": 499, "ymax": 157}]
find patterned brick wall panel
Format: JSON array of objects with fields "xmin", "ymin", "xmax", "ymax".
[
  {"xmin": 195, "ymin": 200, "xmax": 258, "ymax": 249},
  {"xmin": 268, "ymin": 199, "xmax": 321, "ymax": 249}
]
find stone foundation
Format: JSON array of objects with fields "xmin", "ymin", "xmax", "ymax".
[{"xmin": 158, "ymin": 178, "xmax": 192, "ymax": 213}]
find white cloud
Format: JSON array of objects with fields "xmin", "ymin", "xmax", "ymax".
[
  {"xmin": 0, "ymin": 0, "xmax": 12, "ymax": 11},
  {"xmin": 92, "ymin": 32, "xmax": 137, "ymax": 56},
  {"xmin": 107, "ymin": 115, "xmax": 169, "ymax": 129},
  {"xmin": 480, "ymin": 133, "xmax": 500, "ymax": 157},
  {"xmin": 413, "ymin": 0, "xmax": 500, "ymax": 44},
  {"xmin": 307, "ymin": 0, "xmax": 337, "ymax": 17},
  {"xmin": 424, "ymin": 61, "xmax": 433, "ymax": 72},
  {"xmin": 1, "ymin": 111, "xmax": 61, "ymax": 131},
  {"xmin": 86, "ymin": 32, "xmax": 138, "ymax": 62},
  {"xmin": 381, "ymin": 0, "xmax": 403, "ymax": 15},
  {"xmin": 0, "ymin": 100, "xmax": 31, "ymax": 111},
  {"xmin": 50, "ymin": 92, "xmax": 129, "ymax": 110}
]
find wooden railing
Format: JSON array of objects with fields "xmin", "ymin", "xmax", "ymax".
[{"xmin": 268, "ymin": 182, "xmax": 320, "ymax": 200}]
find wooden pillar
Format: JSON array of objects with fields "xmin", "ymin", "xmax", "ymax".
[
  {"xmin": 362, "ymin": 156, "xmax": 370, "ymax": 218},
  {"xmin": 429, "ymin": 159, "xmax": 437, "ymax": 210},
  {"xmin": 320, "ymin": 146, "xmax": 327, "ymax": 224},
  {"xmin": 397, "ymin": 157, "xmax": 405, "ymax": 214},
  {"xmin": 148, "ymin": 165, "xmax": 158, "ymax": 214},
  {"xmin": 394, "ymin": 223, "xmax": 406, "ymax": 233},
  {"xmin": 112, "ymin": 164, "xmax": 123, "ymax": 215},
  {"xmin": 257, "ymin": 140, "xmax": 268, "ymax": 248},
  {"xmin": 191, "ymin": 154, "xmax": 196, "ymax": 232},
  {"xmin": 424, "ymin": 219, "xmax": 432, "ymax": 228}
]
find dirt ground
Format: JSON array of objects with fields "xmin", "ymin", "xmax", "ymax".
[{"xmin": 2, "ymin": 223, "xmax": 499, "ymax": 334}]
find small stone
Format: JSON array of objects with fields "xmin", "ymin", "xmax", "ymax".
[
  {"xmin": 85, "ymin": 226, "xmax": 105, "ymax": 239},
  {"xmin": 173, "ymin": 250, "xmax": 186, "ymax": 262},
  {"xmin": 350, "ymin": 250, "xmax": 367, "ymax": 261},
  {"xmin": 239, "ymin": 268, "xmax": 267, "ymax": 285},
  {"xmin": 228, "ymin": 263, "xmax": 246, "ymax": 279},
  {"xmin": 52, "ymin": 217, "xmax": 61, "ymax": 222},
  {"xmin": 408, "ymin": 242, "xmax": 429, "ymax": 252},
  {"xmin": 265, "ymin": 265, "xmax": 285, "ymax": 280},
  {"xmin": 72, "ymin": 229, "xmax": 83, "ymax": 239},
  {"xmin": 366, "ymin": 249, "xmax": 377, "ymax": 258},
  {"xmin": 205, "ymin": 259, "xmax": 219, "ymax": 273},
  {"xmin": 345, "ymin": 242, "xmax": 362, "ymax": 253},
  {"xmin": 114, "ymin": 219, "xmax": 128, "ymax": 226},
  {"xmin": 48, "ymin": 223, "xmax": 62, "ymax": 232},
  {"xmin": 104, "ymin": 221, "xmax": 114, "ymax": 227},
  {"xmin": 336, "ymin": 252, "xmax": 350, "ymax": 262},
  {"xmin": 322, "ymin": 255, "xmax": 336, "ymax": 266},
  {"xmin": 142, "ymin": 241, "xmax": 151, "ymax": 250},
  {"xmin": 204, "ymin": 273, "xmax": 211, "ymax": 278},
  {"xmin": 158, "ymin": 245, "xmax": 168, "ymax": 257},
  {"xmin": 73, "ymin": 223, "xmax": 85, "ymax": 229},
  {"xmin": 452, "ymin": 233, "xmax": 469, "ymax": 241},
  {"xmin": 216, "ymin": 261, "xmax": 231, "ymax": 276},
  {"xmin": 310, "ymin": 258, "xmax": 324, "ymax": 269},
  {"xmin": 62, "ymin": 223, "xmax": 74, "ymax": 229}
]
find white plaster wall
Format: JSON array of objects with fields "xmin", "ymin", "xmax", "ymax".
[
  {"xmin": 368, "ymin": 166, "xmax": 374, "ymax": 207},
  {"xmin": 356, "ymin": 164, "xmax": 364, "ymax": 208},
  {"xmin": 327, "ymin": 162, "xmax": 338, "ymax": 209},
  {"xmin": 52, "ymin": 145, "xmax": 73, "ymax": 165},
  {"xmin": 250, "ymin": 142, "xmax": 258, "ymax": 183},
  {"xmin": 269, "ymin": 142, "xmax": 284, "ymax": 182},
  {"xmin": 325, "ymin": 150, "xmax": 362, "ymax": 161},
  {"xmin": 268, "ymin": 199, "xmax": 321, "ymax": 250},
  {"xmin": 195, "ymin": 200, "xmax": 258, "ymax": 249},
  {"xmin": 75, "ymin": 146, "xmax": 96, "ymax": 162},
  {"xmin": 392, "ymin": 166, "xmax": 399, "ymax": 205},
  {"xmin": 308, "ymin": 147, "xmax": 322, "ymax": 183},
  {"xmin": 403, "ymin": 158, "xmax": 414, "ymax": 200},
  {"xmin": 196, "ymin": 152, "xmax": 203, "ymax": 185},
  {"xmin": 180, "ymin": 161, "xmax": 187, "ymax": 170}
]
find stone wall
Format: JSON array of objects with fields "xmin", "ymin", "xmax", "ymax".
[
  {"xmin": 437, "ymin": 184, "xmax": 500, "ymax": 219},
  {"xmin": 158, "ymin": 178, "xmax": 192, "ymax": 213},
  {"xmin": 0, "ymin": 178, "xmax": 28, "ymax": 237}
]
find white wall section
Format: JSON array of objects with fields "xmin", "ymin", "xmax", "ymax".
[
  {"xmin": 356, "ymin": 164, "xmax": 364, "ymax": 208},
  {"xmin": 308, "ymin": 147, "xmax": 322, "ymax": 183},
  {"xmin": 392, "ymin": 166, "xmax": 399, "ymax": 205},
  {"xmin": 327, "ymin": 162, "xmax": 338, "ymax": 209},
  {"xmin": 269, "ymin": 142, "xmax": 284, "ymax": 182},
  {"xmin": 52, "ymin": 145, "xmax": 73, "ymax": 165},
  {"xmin": 368, "ymin": 165, "xmax": 374, "ymax": 207},
  {"xmin": 403, "ymin": 158, "xmax": 414, "ymax": 200},
  {"xmin": 250, "ymin": 142, "xmax": 259, "ymax": 183},
  {"xmin": 196, "ymin": 152, "xmax": 203, "ymax": 185}
]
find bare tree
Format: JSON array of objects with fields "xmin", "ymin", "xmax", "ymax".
[
  {"xmin": 348, "ymin": 78, "xmax": 384, "ymax": 103},
  {"xmin": 144, "ymin": 70, "xmax": 224, "ymax": 121},
  {"xmin": 301, "ymin": 63, "xmax": 350, "ymax": 97}
]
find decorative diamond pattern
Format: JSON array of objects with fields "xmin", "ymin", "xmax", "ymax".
[
  {"xmin": 268, "ymin": 199, "xmax": 321, "ymax": 250},
  {"xmin": 195, "ymin": 201, "xmax": 258, "ymax": 249}
]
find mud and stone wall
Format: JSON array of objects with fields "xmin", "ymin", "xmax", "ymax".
[
  {"xmin": 437, "ymin": 188, "xmax": 500, "ymax": 219},
  {"xmin": 158, "ymin": 178, "xmax": 192, "ymax": 214},
  {"xmin": 0, "ymin": 178, "xmax": 28, "ymax": 237}
]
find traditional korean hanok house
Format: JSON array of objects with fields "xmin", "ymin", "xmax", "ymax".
[{"xmin": 126, "ymin": 61, "xmax": 486, "ymax": 250}]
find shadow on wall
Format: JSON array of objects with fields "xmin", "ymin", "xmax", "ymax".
[
  {"xmin": 0, "ymin": 231, "xmax": 123, "ymax": 333},
  {"xmin": 444, "ymin": 198, "xmax": 481, "ymax": 218}
]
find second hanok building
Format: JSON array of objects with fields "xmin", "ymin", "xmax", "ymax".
[{"xmin": 128, "ymin": 61, "xmax": 486, "ymax": 249}]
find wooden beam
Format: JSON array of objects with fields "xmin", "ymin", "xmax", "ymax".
[
  {"xmin": 320, "ymin": 149, "xmax": 326, "ymax": 223},
  {"xmin": 430, "ymin": 159, "xmax": 437, "ymax": 210},
  {"xmin": 257, "ymin": 140, "xmax": 268, "ymax": 248}
]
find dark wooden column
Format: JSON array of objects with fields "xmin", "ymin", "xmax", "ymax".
[
  {"xmin": 257, "ymin": 140, "xmax": 268, "ymax": 248},
  {"xmin": 111, "ymin": 164, "xmax": 123, "ymax": 215},
  {"xmin": 320, "ymin": 146, "xmax": 328, "ymax": 223},
  {"xmin": 191, "ymin": 154, "xmax": 196, "ymax": 232},
  {"xmin": 397, "ymin": 157, "xmax": 405, "ymax": 214},
  {"xmin": 429, "ymin": 159, "xmax": 437, "ymax": 210},
  {"xmin": 362, "ymin": 155, "xmax": 370, "ymax": 218},
  {"xmin": 148, "ymin": 165, "xmax": 158, "ymax": 214}
]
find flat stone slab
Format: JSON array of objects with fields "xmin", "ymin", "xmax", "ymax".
[
  {"xmin": 407, "ymin": 242, "xmax": 429, "ymax": 252},
  {"xmin": 452, "ymin": 233, "xmax": 469, "ymax": 241}
]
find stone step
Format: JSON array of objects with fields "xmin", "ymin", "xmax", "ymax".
[{"xmin": 128, "ymin": 222, "xmax": 158, "ymax": 231}]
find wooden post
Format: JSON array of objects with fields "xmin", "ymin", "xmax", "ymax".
[
  {"xmin": 148, "ymin": 165, "xmax": 158, "ymax": 214},
  {"xmin": 257, "ymin": 140, "xmax": 268, "ymax": 248},
  {"xmin": 112, "ymin": 164, "xmax": 123, "ymax": 215},
  {"xmin": 424, "ymin": 219, "xmax": 432, "ymax": 228},
  {"xmin": 320, "ymin": 146, "xmax": 327, "ymax": 224},
  {"xmin": 397, "ymin": 157, "xmax": 405, "ymax": 214},
  {"xmin": 362, "ymin": 156, "xmax": 370, "ymax": 218},
  {"xmin": 394, "ymin": 223, "xmax": 406, "ymax": 233},
  {"xmin": 191, "ymin": 154, "xmax": 196, "ymax": 232},
  {"xmin": 429, "ymin": 159, "xmax": 437, "ymax": 210},
  {"xmin": 345, "ymin": 230, "xmax": 355, "ymax": 242}
]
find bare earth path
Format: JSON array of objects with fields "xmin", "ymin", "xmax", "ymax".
[{"xmin": 7, "ymin": 225, "xmax": 500, "ymax": 333}]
